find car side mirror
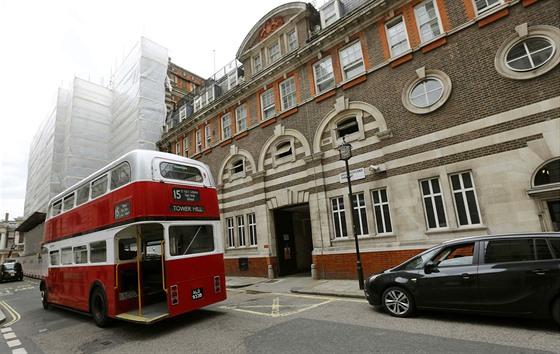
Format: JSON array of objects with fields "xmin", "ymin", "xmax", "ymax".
[{"xmin": 424, "ymin": 261, "xmax": 438, "ymax": 274}]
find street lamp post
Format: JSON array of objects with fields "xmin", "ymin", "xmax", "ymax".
[{"xmin": 337, "ymin": 138, "xmax": 365, "ymax": 290}]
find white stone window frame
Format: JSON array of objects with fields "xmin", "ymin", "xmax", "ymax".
[
  {"xmin": 226, "ymin": 217, "xmax": 235, "ymax": 248},
  {"xmin": 313, "ymin": 56, "xmax": 335, "ymax": 95},
  {"xmin": 195, "ymin": 130, "xmax": 202, "ymax": 153},
  {"xmin": 449, "ymin": 171, "xmax": 482, "ymax": 227},
  {"xmin": 339, "ymin": 40, "xmax": 365, "ymax": 81},
  {"xmin": 402, "ymin": 68, "xmax": 452, "ymax": 115},
  {"xmin": 221, "ymin": 113, "xmax": 232, "ymax": 140},
  {"xmin": 287, "ymin": 30, "xmax": 298, "ymax": 52},
  {"xmin": 229, "ymin": 158, "xmax": 246, "ymax": 181},
  {"xmin": 235, "ymin": 104, "xmax": 247, "ymax": 133},
  {"xmin": 175, "ymin": 142, "xmax": 181, "ymax": 155},
  {"xmin": 280, "ymin": 76, "xmax": 296, "ymax": 111},
  {"xmin": 320, "ymin": 0, "xmax": 343, "ymax": 28},
  {"xmin": 473, "ymin": 0, "xmax": 502, "ymax": 15},
  {"xmin": 385, "ymin": 16, "xmax": 410, "ymax": 58},
  {"xmin": 261, "ymin": 88, "xmax": 276, "ymax": 120},
  {"xmin": 331, "ymin": 110, "xmax": 365, "ymax": 148},
  {"xmin": 267, "ymin": 40, "xmax": 281, "ymax": 65},
  {"xmin": 420, "ymin": 177, "xmax": 448, "ymax": 230},
  {"xmin": 248, "ymin": 213, "xmax": 257, "ymax": 246},
  {"xmin": 179, "ymin": 106, "xmax": 187, "ymax": 121},
  {"xmin": 351, "ymin": 192, "xmax": 369, "ymax": 237},
  {"xmin": 273, "ymin": 138, "xmax": 296, "ymax": 167},
  {"xmin": 253, "ymin": 53, "xmax": 262, "ymax": 74},
  {"xmin": 331, "ymin": 196, "xmax": 348, "ymax": 238},
  {"xmin": 236, "ymin": 215, "xmax": 246, "ymax": 247},
  {"xmin": 371, "ymin": 188, "xmax": 393, "ymax": 235},
  {"xmin": 495, "ymin": 24, "xmax": 560, "ymax": 81},
  {"xmin": 183, "ymin": 137, "xmax": 188, "ymax": 157},
  {"xmin": 414, "ymin": 0, "xmax": 443, "ymax": 44},
  {"xmin": 204, "ymin": 124, "xmax": 211, "ymax": 149}
]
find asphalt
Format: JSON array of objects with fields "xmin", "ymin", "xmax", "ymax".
[{"xmin": 0, "ymin": 275, "xmax": 365, "ymax": 324}]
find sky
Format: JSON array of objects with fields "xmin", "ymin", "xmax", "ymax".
[{"xmin": 0, "ymin": 0, "xmax": 329, "ymax": 221}]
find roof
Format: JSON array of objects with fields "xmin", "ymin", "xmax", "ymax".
[{"xmin": 15, "ymin": 212, "xmax": 46, "ymax": 232}]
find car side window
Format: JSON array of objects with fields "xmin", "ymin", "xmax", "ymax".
[
  {"xmin": 535, "ymin": 239, "xmax": 553, "ymax": 260},
  {"xmin": 433, "ymin": 243, "xmax": 475, "ymax": 267},
  {"xmin": 484, "ymin": 238, "xmax": 541, "ymax": 263},
  {"xmin": 549, "ymin": 238, "xmax": 560, "ymax": 258}
]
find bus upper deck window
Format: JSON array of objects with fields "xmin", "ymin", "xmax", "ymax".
[
  {"xmin": 52, "ymin": 201, "xmax": 62, "ymax": 217},
  {"xmin": 160, "ymin": 162, "xmax": 203, "ymax": 183},
  {"xmin": 91, "ymin": 175, "xmax": 108, "ymax": 199},
  {"xmin": 110, "ymin": 162, "xmax": 131, "ymax": 190}
]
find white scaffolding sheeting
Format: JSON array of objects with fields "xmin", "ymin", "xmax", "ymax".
[
  {"xmin": 23, "ymin": 37, "xmax": 169, "ymax": 218},
  {"xmin": 111, "ymin": 37, "xmax": 168, "ymax": 159}
]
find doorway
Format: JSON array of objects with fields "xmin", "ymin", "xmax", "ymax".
[{"xmin": 274, "ymin": 204, "xmax": 313, "ymax": 276}]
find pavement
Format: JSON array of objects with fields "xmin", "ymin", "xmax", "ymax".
[
  {"xmin": 226, "ymin": 274, "xmax": 366, "ymax": 299},
  {"xmin": 0, "ymin": 275, "xmax": 365, "ymax": 324}
]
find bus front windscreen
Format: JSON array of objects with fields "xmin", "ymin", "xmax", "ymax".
[{"xmin": 169, "ymin": 225, "xmax": 214, "ymax": 256}]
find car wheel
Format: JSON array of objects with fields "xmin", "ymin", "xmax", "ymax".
[
  {"xmin": 382, "ymin": 286, "xmax": 415, "ymax": 317},
  {"xmin": 552, "ymin": 297, "xmax": 560, "ymax": 326},
  {"xmin": 41, "ymin": 285, "xmax": 49, "ymax": 310},
  {"xmin": 91, "ymin": 287, "xmax": 112, "ymax": 328}
]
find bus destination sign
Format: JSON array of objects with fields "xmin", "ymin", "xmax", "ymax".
[
  {"xmin": 170, "ymin": 205, "xmax": 205, "ymax": 213},
  {"xmin": 172, "ymin": 188, "xmax": 200, "ymax": 202}
]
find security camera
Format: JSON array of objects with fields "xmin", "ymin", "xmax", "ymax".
[{"xmin": 369, "ymin": 165, "xmax": 380, "ymax": 172}]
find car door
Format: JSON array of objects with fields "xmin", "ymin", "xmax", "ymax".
[
  {"xmin": 477, "ymin": 237, "xmax": 559, "ymax": 314},
  {"xmin": 416, "ymin": 241, "xmax": 481, "ymax": 310}
]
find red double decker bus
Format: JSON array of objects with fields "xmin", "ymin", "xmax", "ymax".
[{"xmin": 39, "ymin": 150, "xmax": 226, "ymax": 326}]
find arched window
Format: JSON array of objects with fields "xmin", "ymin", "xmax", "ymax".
[
  {"xmin": 231, "ymin": 159, "xmax": 245, "ymax": 175},
  {"xmin": 336, "ymin": 117, "xmax": 359, "ymax": 138},
  {"xmin": 273, "ymin": 139, "xmax": 296, "ymax": 166},
  {"xmin": 534, "ymin": 159, "xmax": 560, "ymax": 186}
]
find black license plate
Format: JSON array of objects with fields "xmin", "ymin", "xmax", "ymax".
[{"xmin": 192, "ymin": 287, "xmax": 203, "ymax": 300}]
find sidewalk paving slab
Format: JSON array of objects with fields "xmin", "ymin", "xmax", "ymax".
[{"xmin": 226, "ymin": 276, "xmax": 365, "ymax": 299}]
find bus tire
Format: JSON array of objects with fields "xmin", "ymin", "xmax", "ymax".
[
  {"xmin": 91, "ymin": 287, "xmax": 112, "ymax": 328},
  {"xmin": 40, "ymin": 283, "xmax": 49, "ymax": 310}
]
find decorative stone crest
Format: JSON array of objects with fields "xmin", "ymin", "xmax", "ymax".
[{"xmin": 259, "ymin": 16, "xmax": 285, "ymax": 40}]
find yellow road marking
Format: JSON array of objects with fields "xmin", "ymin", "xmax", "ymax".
[{"xmin": 0, "ymin": 301, "xmax": 21, "ymax": 327}]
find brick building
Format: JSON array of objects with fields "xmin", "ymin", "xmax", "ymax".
[{"xmin": 158, "ymin": 0, "xmax": 560, "ymax": 279}]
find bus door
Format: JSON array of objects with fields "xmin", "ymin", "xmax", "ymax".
[{"xmin": 114, "ymin": 223, "xmax": 169, "ymax": 322}]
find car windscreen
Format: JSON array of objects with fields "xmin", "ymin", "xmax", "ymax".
[
  {"xmin": 395, "ymin": 248, "xmax": 439, "ymax": 270},
  {"xmin": 2, "ymin": 263, "xmax": 15, "ymax": 270}
]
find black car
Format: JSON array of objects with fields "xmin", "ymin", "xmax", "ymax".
[
  {"xmin": 364, "ymin": 233, "xmax": 560, "ymax": 325},
  {"xmin": 0, "ymin": 262, "xmax": 24, "ymax": 282}
]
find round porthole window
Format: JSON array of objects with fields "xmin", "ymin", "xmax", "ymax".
[
  {"xmin": 495, "ymin": 25, "xmax": 560, "ymax": 80},
  {"xmin": 402, "ymin": 70, "xmax": 451, "ymax": 114},
  {"xmin": 410, "ymin": 78, "xmax": 444, "ymax": 108},
  {"xmin": 506, "ymin": 37, "xmax": 554, "ymax": 72}
]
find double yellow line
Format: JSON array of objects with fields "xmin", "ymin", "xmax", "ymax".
[{"xmin": 0, "ymin": 301, "xmax": 21, "ymax": 327}]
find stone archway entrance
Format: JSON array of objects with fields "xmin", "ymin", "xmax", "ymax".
[{"xmin": 273, "ymin": 204, "xmax": 313, "ymax": 276}]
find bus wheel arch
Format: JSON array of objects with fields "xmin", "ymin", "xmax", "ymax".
[
  {"xmin": 40, "ymin": 280, "xmax": 49, "ymax": 310},
  {"xmin": 89, "ymin": 283, "xmax": 112, "ymax": 328}
]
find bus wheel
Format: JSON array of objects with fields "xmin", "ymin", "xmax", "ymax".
[
  {"xmin": 40, "ymin": 284, "xmax": 49, "ymax": 310},
  {"xmin": 91, "ymin": 287, "xmax": 112, "ymax": 328}
]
